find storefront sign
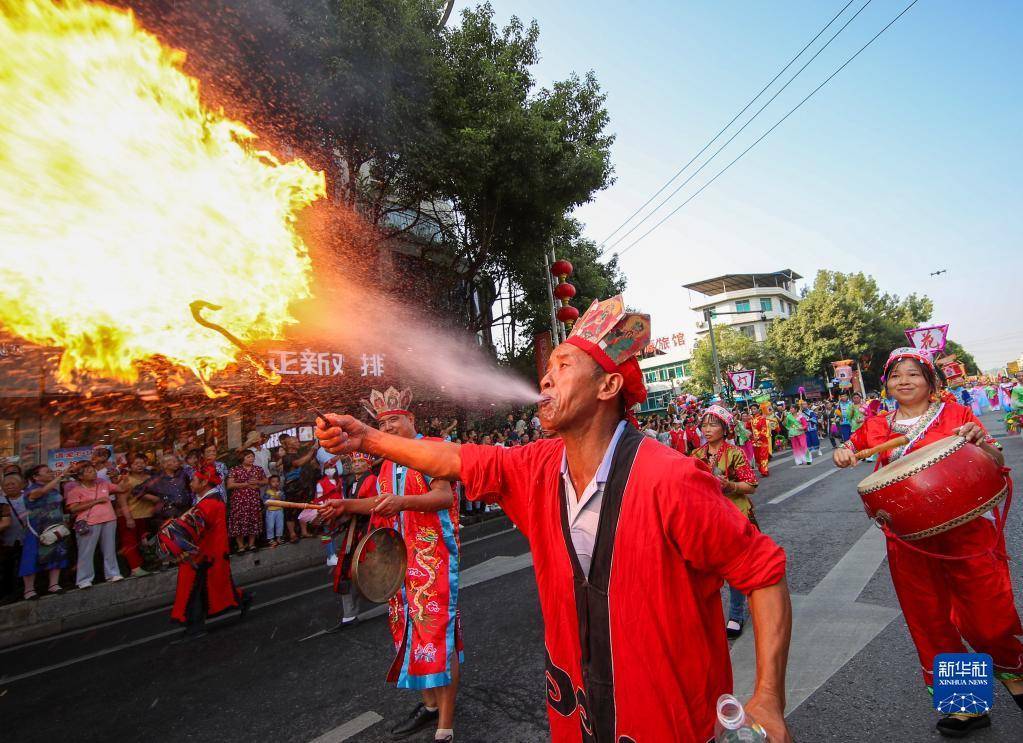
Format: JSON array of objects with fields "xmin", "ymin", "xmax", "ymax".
[{"xmin": 266, "ymin": 350, "xmax": 387, "ymax": 377}]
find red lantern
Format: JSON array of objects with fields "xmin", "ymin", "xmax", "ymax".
[
  {"xmin": 556, "ymin": 305, "xmax": 579, "ymax": 323},
  {"xmin": 553, "ymin": 282, "xmax": 577, "ymax": 300},
  {"xmin": 550, "ymin": 259, "xmax": 573, "ymax": 278}
]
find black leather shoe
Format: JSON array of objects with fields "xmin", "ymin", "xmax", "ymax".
[
  {"xmin": 390, "ymin": 703, "xmax": 438, "ymax": 739},
  {"xmin": 936, "ymin": 714, "xmax": 991, "ymax": 738}
]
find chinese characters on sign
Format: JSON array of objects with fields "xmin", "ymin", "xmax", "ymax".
[
  {"xmin": 645, "ymin": 332, "xmax": 687, "ymax": 355},
  {"xmin": 933, "ymin": 653, "xmax": 993, "ymax": 715},
  {"xmin": 726, "ymin": 369, "xmax": 756, "ymax": 392},
  {"xmin": 267, "ymin": 350, "xmax": 387, "ymax": 378},
  {"xmin": 905, "ymin": 324, "xmax": 949, "ymax": 354}
]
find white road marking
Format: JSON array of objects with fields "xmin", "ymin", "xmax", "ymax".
[
  {"xmin": 730, "ymin": 525, "xmax": 899, "ymax": 712},
  {"xmin": 309, "ymin": 711, "xmax": 383, "ymax": 743},
  {"xmin": 767, "ymin": 467, "xmax": 841, "ymax": 504}
]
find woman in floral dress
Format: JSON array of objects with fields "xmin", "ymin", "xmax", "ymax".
[{"xmin": 226, "ymin": 450, "xmax": 267, "ymax": 552}]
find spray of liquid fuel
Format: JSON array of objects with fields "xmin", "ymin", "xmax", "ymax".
[{"xmin": 292, "ymin": 271, "xmax": 542, "ymax": 410}]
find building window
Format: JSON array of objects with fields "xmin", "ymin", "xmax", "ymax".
[
  {"xmin": 682, "ymin": 361, "xmax": 691, "ymax": 376},
  {"xmin": 645, "ymin": 371, "xmax": 657, "ymax": 383},
  {"xmin": 760, "ymin": 298, "xmax": 773, "ymax": 312},
  {"xmin": 667, "ymin": 367, "xmax": 677, "ymax": 379},
  {"xmin": 659, "ymin": 369, "xmax": 669, "ymax": 382},
  {"xmin": 739, "ymin": 325, "xmax": 755, "ymax": 339},
  {"xmin": 735, "ymin": 299, "xmax": 751, "ymax": 313}
]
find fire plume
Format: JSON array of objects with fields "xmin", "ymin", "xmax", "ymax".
[{"xmin": 0, "ymin": 0, "xmax": 326, "ymax": 387}]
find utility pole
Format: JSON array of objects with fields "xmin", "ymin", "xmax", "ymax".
[
  {"xmin": 705, "ymin": 309, "xmax": 723, "ymax": 396},
  {"xmin": 543, "ymin": 255, "xmax": 560, "ymax": 344}
]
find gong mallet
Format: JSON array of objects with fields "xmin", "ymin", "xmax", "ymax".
[
  {"xmin": 264, "ymin": 499, "xmax": 325, "ymax": 510},
  {"xmin": 189, "ymin": 300, "xmax": 332, "ymax": 422},
  {"xmin": 854, "ymin": 435, "xmax": 910, "ymax": 461}
]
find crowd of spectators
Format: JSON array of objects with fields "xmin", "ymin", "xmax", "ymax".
[{"xmin": 0, "ymin": 408, "xmax": 544, "ymax": 605}]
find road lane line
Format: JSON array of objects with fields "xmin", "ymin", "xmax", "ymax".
[
  {"xmin": 730, "ymin": 526, "xmax": 898, "ymax": 713},
  {"xmin": 767, "ymin": 467, "xmax": 841, "ymax": 504},
  {"xmin": 309, "ymin": 711, "xmax": 383, "ymax": 743}
]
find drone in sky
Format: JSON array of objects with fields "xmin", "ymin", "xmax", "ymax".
[{"xmin": 929, "ymin": 269, "xmax": 947, "ymax": 277}]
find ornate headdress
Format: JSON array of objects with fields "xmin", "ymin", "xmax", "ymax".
[
  {"xmin": 883, "ymin": 347, "xmax": 936, "ymax": 378},
  {"xmin": 702, "ymin": 404, "xmax": 734, "ymax": 431},
  {"xmin": 563, "ymin": 295, "xmax": 651, "ymax": 419},
  {"xmin": 361, "ymin": 387, "xmax": 413, "ymax": 420}
]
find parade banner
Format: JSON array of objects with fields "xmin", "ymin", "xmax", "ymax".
[
  {"xmin": 941, "ymin": 361, "xmax": 966, "ymax": 383},
  {"xmin": 726, "ymin": 369, "xmax": 756, "ymax": 392},
  {"xmin": 533, "ymin": 331, "xmax": 553, "ymax": 385},
  {"xmin": 905, "ymin": 324, "xmax": 949, "ymax": 354},
  {"xmin": 831, "ymin": 360, "xmax": 854, "ymax": 389}
]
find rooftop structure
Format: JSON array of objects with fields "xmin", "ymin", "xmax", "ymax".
[{"xmin": 686, "ymin": 269, "xmax": 802, "ymax": 343}]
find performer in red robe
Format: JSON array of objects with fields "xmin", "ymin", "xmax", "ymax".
[
  {"xmin": 750, "ymin": 409, "xmax": 772, "ymax": 477},
  {"xmin": 317, "ymin": 295, "xmax": 794, "ymax": 743},
  {"xmin": 836, "ymin": 347, "xmax": 1023, "ymax": 739},
  {"xmin": 322, "ymin": 388, "xmax": 462, "ymax": 743},
  {"xmin": 164, "ymin": 467, "xmax": 248, "ymax": 641}
]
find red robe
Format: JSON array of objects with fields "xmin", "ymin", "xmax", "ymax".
[
  {"xmin": 849, "ymin": 401, "xmax": 1023, "ymax": 685},
  {"xmin": 668, "ymin": 428, "xmax": 686, "ymax": 453},
  {"xmin": 460, "ymin": 424, "xmax": 786, "ymax": 742},
  {"xmin": 170, "ymin": 496, "xmax": 241, "ymax": 623}
]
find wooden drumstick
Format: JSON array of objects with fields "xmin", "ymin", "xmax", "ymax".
[
  {"xmin": 854, "ymin": 435, "xmax": 909, "ymax": 461},
  {"xmin": 264, "ymin": 499, "xmax": 325, "ymax": 510}
]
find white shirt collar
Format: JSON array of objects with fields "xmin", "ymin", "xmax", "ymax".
[{"xmin": 560, "ymin": 420, "xmax": 627, "ymax": 512}]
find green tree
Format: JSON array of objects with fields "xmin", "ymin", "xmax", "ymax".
[
  {"xmin": 687, "ymin": 326, "xmax": 766, "ymax": 395},
  {"xmin": 766, "ymin": 270, "xmax": 933, "ymax": 390},
  {"xmin": 423, "ymin": 4, "xmax": 615, "ymax": 329}
]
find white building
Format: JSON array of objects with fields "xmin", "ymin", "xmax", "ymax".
[
  {"xmin": 685, "ymin": 269, "xmax": 802, "ymax": 343},
  {"xmin": 637, "ymin": 346, "xmax": 691, "ymax": 415}
]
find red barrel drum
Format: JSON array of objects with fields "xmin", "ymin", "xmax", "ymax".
[{"xmin": 856, "ymin": 435, "xmax": 1007, "ymax": 540}]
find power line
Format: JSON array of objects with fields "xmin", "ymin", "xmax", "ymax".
[
  {"xmin": 616, "ymin": 0, "xmax": 921, "ymax": 259},
  {"xmin": 598, "ymin": 0, "xmax": 862, "ymax": 253}
]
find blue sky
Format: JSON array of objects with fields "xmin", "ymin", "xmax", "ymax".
[{"xmin": 487, "ymin": 0, "xmax": 1022, "ymax": 369}]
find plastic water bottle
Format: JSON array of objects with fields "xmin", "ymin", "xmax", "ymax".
[{"xmin": 714, "ymin": 694, "xmax": 767, "ymax": 742}]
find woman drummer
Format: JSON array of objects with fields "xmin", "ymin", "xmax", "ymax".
[
  {"xmin": 691, "ymin": 404, "xmax": 760, "ymax": 639},
  {"xmin": 834, "ymin": 347, "xmax": 1023, "ymax": 738}
]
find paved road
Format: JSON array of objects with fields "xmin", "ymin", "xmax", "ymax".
[{"xmin": 3, "ymin": 411, "xmax": 1022, "ymax": 742}]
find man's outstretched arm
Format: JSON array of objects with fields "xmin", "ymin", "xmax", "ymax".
[{"xmin": 315, "ymin": 414, "xmax": 462, "ymax": 480}]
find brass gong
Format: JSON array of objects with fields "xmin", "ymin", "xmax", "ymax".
[{"xmin": 351, "ymin": 527, "xmax": 407, "ymax": 603}]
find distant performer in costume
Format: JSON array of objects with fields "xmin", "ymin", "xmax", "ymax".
[
  {"xmin": 692, "ymin": 405, "xmax": 760, "ymax": 639},
  {"xmin": 750, "ymin": 406, "xmax": 772, "ymax": 477},
  {"xmin": 317, "ymin": 295, "xmax": 794, "ymax": 743},
  {"xmin": 324, "ymin": 452, "xmax": 379, "ymax": 632},
  {"xmin": 835, "ymin": 348, "xmax": 1023, "ymax": 739},
  {"xmin": 801, "ymin": 400, "xmax": 822, "ymax": 457},
  {"xmin": 163, "ymin": 466, "xmax": 249, "ymax": 642},
  {"xmin": 321, "ymin": 388, "xmax": 462, "ymax": 743}
]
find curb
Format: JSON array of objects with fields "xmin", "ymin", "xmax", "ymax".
[{"xmin": 0, "ymin": 512, "xmax": 511, "ymax": 650}]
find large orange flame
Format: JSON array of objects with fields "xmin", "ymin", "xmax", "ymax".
[{"xmin": 0, "ymin": 0, "xmax": 326, "ymax": 388}]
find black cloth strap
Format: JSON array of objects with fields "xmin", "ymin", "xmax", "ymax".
[{"xmin": 558, "ymin": 424, "xmax": 644, "ymax": 743}]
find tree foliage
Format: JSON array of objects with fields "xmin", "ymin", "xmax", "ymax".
[{"xmin": 766, "ymin": 270, "xmax": 933, "ymax": 390}]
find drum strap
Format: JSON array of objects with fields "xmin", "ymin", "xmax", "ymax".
[{"xmin": 881, "ymin": 468, "xmax": 1013, "ymax": 561}]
